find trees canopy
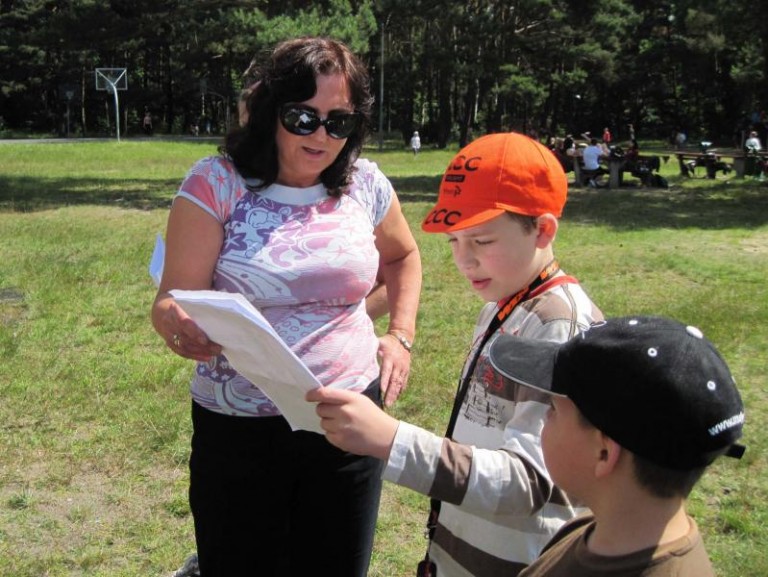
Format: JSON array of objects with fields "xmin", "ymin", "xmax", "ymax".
[{"xmin": 0, "ymin": 0, "xmax": 764, "ymax": 147}]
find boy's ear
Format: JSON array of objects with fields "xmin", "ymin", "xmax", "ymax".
[
  {"xmin": 594, "ymin": 434, "xmax": 622, "ymax": 478},
  {"xmin": 535, "ymin": 213, "xmax": 558, "ymax": 248}
]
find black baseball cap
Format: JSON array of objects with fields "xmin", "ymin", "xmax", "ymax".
[{"xmin": 488, "ymin": 316, "xmax": 745, "ymax": 470}]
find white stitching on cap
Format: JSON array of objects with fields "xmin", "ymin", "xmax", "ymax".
[
  {"xmin": 647, "ymin": 347, "xmax": 658, "ymax": 357},
  {"xmin": 707, "ymin": 380, "xmax": 717, "ymax": 391}
]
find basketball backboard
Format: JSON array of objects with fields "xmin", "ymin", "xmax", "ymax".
[{"xmin": 95, "ymin": 68, "xmax": 127, "ymax": 91}]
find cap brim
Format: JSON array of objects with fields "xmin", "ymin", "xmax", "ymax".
[
  {"xmin": 421, "ymin": 206, "xmax": 507, "ymax": 233},
  {"xmin": 488, "ymin": 334, "xmax": 563, "ymax": 394}
]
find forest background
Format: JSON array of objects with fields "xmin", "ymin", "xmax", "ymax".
[{"xmin": 1, "ymin": 0, "xmax": 767, "ymax": 149}]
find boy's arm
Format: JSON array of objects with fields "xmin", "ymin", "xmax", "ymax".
[
  {"xmin": 385, "ymin": 402, "xmax": 555, "ymax": 517},
  {"xmin": 310, "ymin": 296, "xmax": 600, "ymax": 518},
  {"xmin": 307, "ymin": 384, "xmax": 555, "ymax": 517}
]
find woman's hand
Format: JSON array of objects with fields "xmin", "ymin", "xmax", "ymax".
[
  {"xmin": 157, "ymin": 295, "xmax": 222, "ymax": 362},
  {"xmin": 377, "ymin": 333, "xmax": 412, "ymax": 407}
]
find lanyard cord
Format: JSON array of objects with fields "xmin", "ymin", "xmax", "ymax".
[{"xmin": 423, "ymin": 260, "xmax": 577, "ymax": 543}]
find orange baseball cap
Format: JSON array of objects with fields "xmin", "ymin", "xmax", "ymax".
[{"xmin": 421, "ymin": 132, "xmax": 568, "ymax": 233}]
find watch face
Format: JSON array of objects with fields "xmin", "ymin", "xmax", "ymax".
[{"xmin": 389, "ymin": 332, "xmax": 412, "ymax": 351}]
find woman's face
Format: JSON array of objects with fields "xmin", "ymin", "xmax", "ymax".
[{"xmin": 275, "ymin": 73, "xmax": 353, "ymax": 188}]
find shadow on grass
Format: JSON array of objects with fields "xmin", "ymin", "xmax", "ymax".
[
  {"xmin": 0, "ymin": 173, "xmax": 444, "ymax": 212},
  {"xmin": 2, "ymin": 172, "xmax": 767, "ymax": 231},
  {"xmin": 388, "ymin": 175, "xmax": 443, "ymax": 202},
  {"xmin": 563, "ymin": 179, "xmax": 768, "ymax": 230},
  {"xmin": 0, "ymin": 175, "xmax": 177, "ymax": 211},
  {"xmin": 397, "ymin": 176, "xmax": 768, "ymax": 231}
]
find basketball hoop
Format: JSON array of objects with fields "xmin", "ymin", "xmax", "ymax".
[{"xmin": 95, "ymin": 68, "xmax": 127, "ymax": 141}]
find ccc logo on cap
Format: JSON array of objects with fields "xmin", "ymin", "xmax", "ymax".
[
  {"xmin": 423, "ymin": 208, "xmax": 462, "ymax": 226},
  {"xmin": 451, "ymin": 155, "xmax": 481, "ymax": 171},
  {"xmin": 444, "ymin": 155, "xmax": 481, "ymax": 184}
]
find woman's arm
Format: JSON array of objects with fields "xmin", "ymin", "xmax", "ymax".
[
  {"xmin": 372, "ymin": 192, "xmax": 422, "ymax": 406},
  {"xmin": 151, "ymin": 198, "xmax": 224, "ymax": 362},
  {"xmin": 365, "ymin": 267, "xmax": 389, "ymax": 321}
]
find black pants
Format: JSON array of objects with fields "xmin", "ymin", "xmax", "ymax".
[{"xmin": 189, "ymin": 380, "xmax": 384, "ymax": 577}]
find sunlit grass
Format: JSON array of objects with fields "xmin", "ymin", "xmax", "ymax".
[{"xmin": 0, "ymin": 139, "xmax": 766, "ymax": 576}]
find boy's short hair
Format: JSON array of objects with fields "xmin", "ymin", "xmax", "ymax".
[
  {"xmin": 421, "ymin": 132, "xmax": 567, "ymax": 233},
  {"xmin": 506, "ymin": 212, "xmax": 538, "ymax": 233},
  {"xmin": 488, "ymin": 316, "xmax": 746, "ymax": 472},
  {"xmin": 632, "ymin": 454, "xmax": 706, "ymax": 499}
]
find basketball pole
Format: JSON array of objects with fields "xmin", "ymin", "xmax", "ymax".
[
  {"xmin": 95, "ymin": 68, "xmax": 126, "ymax": 142},
  {"xmin": 108, "ymin": 82, "xmax": 121, "ymax": 142}
]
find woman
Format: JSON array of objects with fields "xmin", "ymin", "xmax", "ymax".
[{"xmin": 152, "ymin": 36, "xmax": 422, "ymax": 577}]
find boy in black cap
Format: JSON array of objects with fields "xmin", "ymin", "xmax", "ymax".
[{"xmin": 489, "ymin": 316, "xmax": 746, "ymax": 577}]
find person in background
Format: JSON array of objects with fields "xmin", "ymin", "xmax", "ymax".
[
  {"xmin": 744, "ymin": 130, "xmax": 766, "ymax": 180},
  {"xmin": 581, "ymin": 137, "xmax": 608, "ymax": 186},
  {"xmin": 489, "ymin": 316, "xmax": 746, "ymax": 577},
  {"xmin": 624, "ymin": 139, "xmax": 640, "ymax": 161},
  {"xmin": 745, "ymin": 130, "xmax": 762, "ymax": 152},
  {"xmin": 675, "ymin": 129, "xmax": 687, "ymax": 150},
  {"xmin": 602, "ymin": 126, "xmax": 612, "ymax": 145},
  {"xmin": 622, "ymin": 139, "xmax": 651, "ymax": 186},
  {"xmin": 410, "ymin": 130, "xmax": 422, "ymax": 156},
  {"xmin": 152, "ymin": 36, "xmax": 422, "ymax": 577},
  {"xmin": 308, "ymin": 132, "xmax": 603, "ymax": 577},
  {"xmin": 563, "ymin": 133, "xmax": 574, "ymax": 152},
  {"xmin": 143, "ymin": 109, "xmax": 153, "ymax": 135}
]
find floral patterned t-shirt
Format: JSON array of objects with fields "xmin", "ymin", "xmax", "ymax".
[{"xmin": 176, "ymin": 155, "xmax": 393, "ymax": 417}]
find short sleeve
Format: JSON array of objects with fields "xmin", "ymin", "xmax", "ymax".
[
  {"xmin": 175, "ymin": 156, "xmax": 248, "ymax": 224},
  {"xmin": 347, "ymin": 159, "xmax": 394, "ymax": 227}
]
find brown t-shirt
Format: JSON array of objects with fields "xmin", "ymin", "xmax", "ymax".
[{"xmin": 519, "ymin": 514, "xmax": 715, "ymax": 577}]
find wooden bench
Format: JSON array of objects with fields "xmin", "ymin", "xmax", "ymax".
[
  {"xmin": 674, "ymin": 150, "xmax": 768, "ymax": 178},
  {"xmin": 738, "ymin": 151, "xmax": 768, "ymax": 177}
]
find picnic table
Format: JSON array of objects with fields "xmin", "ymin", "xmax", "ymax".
[
  {"xmin": 674, "ymin": 149, "xmax": 768, "ymax": 178},
  {"xmin": 572, "ymin": 154, "xmax": 659, "ymax": 189}
]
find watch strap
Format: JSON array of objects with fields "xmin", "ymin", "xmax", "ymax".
[{"xmin": 387, "ymin": 331, "xmax": 412, "ymax": 352}]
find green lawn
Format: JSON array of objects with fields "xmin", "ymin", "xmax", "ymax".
[{"xmin": 0, "ymin": 138, "xmax": 766, "ymax": 576}]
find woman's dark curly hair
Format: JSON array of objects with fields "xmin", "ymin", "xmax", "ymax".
[{"xmin": 220, "ymin": 37, "xmax": 373, "ymax": 197}]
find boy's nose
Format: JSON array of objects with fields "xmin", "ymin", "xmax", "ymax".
[{"xmin": 452, "ymin": 246, "xmax": 477, "ymax": 271}]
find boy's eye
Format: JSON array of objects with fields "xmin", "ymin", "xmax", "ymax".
[{"xmin": 475, "ymin": 238, "xmax": 493, "ymax": 245}]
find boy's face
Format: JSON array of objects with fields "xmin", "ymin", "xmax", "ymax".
[
  {"xmin": 541, "ymin": 396, "xmax": 597, "ymax": 501},
  {"xmin": 446, "ymin": 213, "xmax": 540, "ymax": 302}
]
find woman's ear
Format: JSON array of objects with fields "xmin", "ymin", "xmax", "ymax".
[{"xmin": 535, "ymin": 213, "xmax": 559, "ymax": 248}]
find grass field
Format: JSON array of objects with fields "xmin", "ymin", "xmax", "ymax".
[{"xmin": 0, "ymin": 138, "xmax": 766, "ymax": 576}]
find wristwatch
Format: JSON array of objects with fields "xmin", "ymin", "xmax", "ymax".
[{"xmin": 387, "ymin": 331, "xmax": 413, "ymax": 352}]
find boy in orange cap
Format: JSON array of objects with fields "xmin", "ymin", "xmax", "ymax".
[
  {"xmin": 308, "ymin": 132, "xmax": 603, "ymax": 576},
  {"xmin": 489, "ymin": 316, "xmax": 745, "ymax": 576}
]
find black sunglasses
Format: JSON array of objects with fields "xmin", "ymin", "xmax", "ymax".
[{"xmin": 279, "ymin": 105, "xmax": 361, "ymax": 140}]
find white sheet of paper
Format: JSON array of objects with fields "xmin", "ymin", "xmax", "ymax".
[
  {"xmin": 170, "ymin": 289, "xmax": 323, "ymax": 434},
  {"xmin": 149, "ymin": 233, "xmax": 165, "ymax": 287}
]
